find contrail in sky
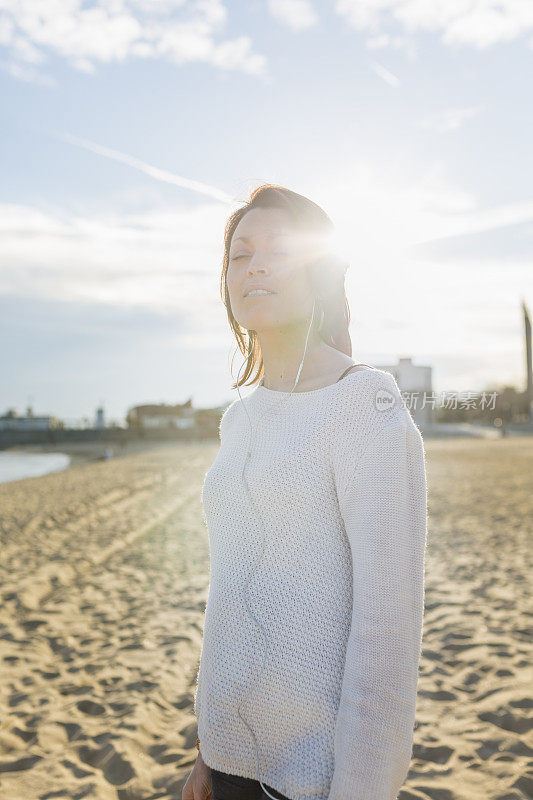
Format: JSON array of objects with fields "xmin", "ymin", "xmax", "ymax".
[
  {"xmin": 57, "ymin": 132, "xmax": 234, "ymax": 204},
  {"xmin": 370, "ymin": 60, "xmax": 400, "ymax": 87}
]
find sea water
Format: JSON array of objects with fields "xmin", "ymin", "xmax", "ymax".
[{"xmin": 0, "ymin": 452, "xmax": 71, "ymax": 484}]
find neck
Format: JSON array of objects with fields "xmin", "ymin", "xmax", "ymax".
[{"xmin": 257, "ymin": 322, "xmax": 329, "ymax": 391}]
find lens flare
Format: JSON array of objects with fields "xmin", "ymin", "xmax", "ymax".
[
  {"xmin": 321, "ymin": 229, "xmax": 351, "ymax": 266},
  {"xmin": 280, "ymin": 229, "xmax": 351, "ymax": 270}
]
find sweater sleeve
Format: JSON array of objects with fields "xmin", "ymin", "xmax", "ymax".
[{"xmin": 328, "ymin": 415, "xmax": 428, "ymax": 800}]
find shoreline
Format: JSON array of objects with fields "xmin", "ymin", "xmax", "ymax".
[{"xmin": 2, "ymin": 438, "xmax": 210, "ymax": 470}]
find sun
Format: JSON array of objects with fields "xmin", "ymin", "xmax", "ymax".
[{"xmin": 321, "ymin": 229, "xmax": 352, "ymax": 265}]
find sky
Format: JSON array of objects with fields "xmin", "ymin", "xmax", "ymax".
[{"xmin": 1, "ymin": 0, "xmax": 532, "ymax": 426}]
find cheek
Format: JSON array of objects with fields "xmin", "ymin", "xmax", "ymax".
[{"xmin": 280, "ymin": 266, "xmax": 313, "ymax": 302}]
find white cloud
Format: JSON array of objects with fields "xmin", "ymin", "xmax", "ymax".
[
  {"xmin": 335, "ymin": 0, "xmax": 533, "ymax": 51},
  {"xmin": 0, "ymin": 57, "xmax": 57, "ymax": 85},
  {"xmin": 410, "ymin": 198, "xmax": 533, "ymax": 245},
  {"xmin": 0, "ymin": 0, "xmax": 267, "ymax": 82},
  {"xmin": 210, "ymin": 34, "xmax": 267, "ymax": 73},
  {"xmin": 0, "ymin": 201, "xmax": 231, "ymax": 313},
  {"xmin": 267, "ymin": 0, "xmax": 319, "ymax": 30},
  {"xmin": 415, "ymin": 104, "xmax": 486, "ymax": 133},
  {"xmin": 365, "ymin": 32, "xmax": 417, "ymax": 59}
]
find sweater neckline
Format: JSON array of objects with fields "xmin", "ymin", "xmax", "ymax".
[
  {"xmin": 244, "ymin": 367, "xmax": 380, "ymax": 414},
  {"xmin": 258, "ymin": 367, "xmax": 376, "ymax": 396}
]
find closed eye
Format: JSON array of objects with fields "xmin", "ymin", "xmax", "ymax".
[{"xmin": 232, "ymin": 252, "xmax": 287, "ymax": 261}]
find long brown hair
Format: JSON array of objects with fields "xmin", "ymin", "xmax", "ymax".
[{"xmin": 221, "ymin": 184, "xmax": 352, "ymax": 389}]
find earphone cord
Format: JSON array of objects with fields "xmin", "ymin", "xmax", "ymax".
[{"xmin": 232, "ymin": 298, "xmax": 317, "ymax": 799}]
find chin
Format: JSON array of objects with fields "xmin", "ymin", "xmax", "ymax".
[{"xmin": 239, "ymin": 311, "xmax": 276, "ymax": 330}]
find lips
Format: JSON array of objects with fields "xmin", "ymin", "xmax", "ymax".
[{"xmin": 243, "ymin": 288, "xmax": 276, "ymax": 298}]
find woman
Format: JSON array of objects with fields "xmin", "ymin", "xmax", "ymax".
[{"xmin": 182, "ymin": 185, "xmax": 427, "ymax": 800}]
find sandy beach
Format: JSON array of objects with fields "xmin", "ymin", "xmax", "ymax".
[{"xmin": 0, "ymin": 437, "xmax": 531, "ymax": 800}]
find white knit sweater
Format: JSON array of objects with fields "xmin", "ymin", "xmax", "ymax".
[{"xmin": 194, "ymin": 367, "xmax": 428, "ymax": 800}]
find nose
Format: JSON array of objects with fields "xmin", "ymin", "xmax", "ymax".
[{"xmin": 246, "ymin": 261, "xmax": 268, "ymax": 276}]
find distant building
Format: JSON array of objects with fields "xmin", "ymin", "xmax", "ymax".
[
  {"xmin": 0, "ymin": 407, "xmax": 61, "ymax": 431},
  {"xmin": 95, "ymin": 406, "xmax": 105, "ymax": 430},
  {"xmin": 127, "ymin": 398, "xmax": 195, "ymax": 431},
  {"xmin": 195, "ymin": 403, "xmax": 231, "ymax": 437},
  {"xmin": 376, "ymin": 357, "xmax": 433, "ymax": 427}
]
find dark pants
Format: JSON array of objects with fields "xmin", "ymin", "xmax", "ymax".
[{"xmin": 210, "ymin": 767, "xmax": 291, "ymax": 800}]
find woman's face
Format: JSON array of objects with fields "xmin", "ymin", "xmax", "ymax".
[{"xmin": 227, "ymin": 207, "xmax": 317, "ymax": 333}]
